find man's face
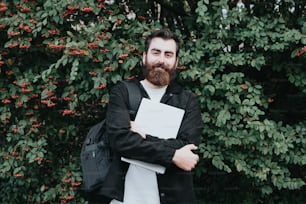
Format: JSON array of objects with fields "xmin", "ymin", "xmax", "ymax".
[{"xmin": 142, "ymin": 37, "xmax": 178, "ymax": 86}]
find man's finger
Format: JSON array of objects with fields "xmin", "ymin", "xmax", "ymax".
[{"xmin": 186, "ymin": 144, "xmax": 198, "ymax": 150}]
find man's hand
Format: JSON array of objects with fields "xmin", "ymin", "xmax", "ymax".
[{"xmin": 172, "ymin": 144, "xmax": 199, "ymax": 171}]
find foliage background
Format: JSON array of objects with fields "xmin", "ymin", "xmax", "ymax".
[{"xmin": 0, "ymin": 0, "xmax": 305, "ymax": 203}]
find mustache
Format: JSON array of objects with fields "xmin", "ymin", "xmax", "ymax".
[{"xmin": 152, "ymin": 63, "xmax": 167, "ymax": 70}]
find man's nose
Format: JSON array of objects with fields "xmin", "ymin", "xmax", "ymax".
[{"xmin": 157, "ymin": 54, "xmax": 165, "ymax": 64}]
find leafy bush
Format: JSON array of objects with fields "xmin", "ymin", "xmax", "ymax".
[
  {"xmin": 0, "ymin": 0, "xmax": 148, "ymax": 203},
  {"xmin": 0, "ymin": 0, "xmax": 305, "ymax": 203}
]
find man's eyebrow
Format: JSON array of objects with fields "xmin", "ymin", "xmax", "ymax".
[
  {"xmin": 151, "ymin": 48, "xmax": 161, "ymax": 52},
  {"xmin": 165, "ymin": 51, "xmax": 174, "ymax": 54}
]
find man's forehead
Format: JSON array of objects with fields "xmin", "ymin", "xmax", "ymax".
[{"xmin": 148, "ymin": 37, "xmax": 177, "ymax": 53}]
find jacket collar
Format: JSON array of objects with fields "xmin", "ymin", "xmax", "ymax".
[{"xmin": 165, "ymin": 80, "xmax": 183, "ymax": 95}]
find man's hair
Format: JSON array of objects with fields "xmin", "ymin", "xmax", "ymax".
[{"xmin": 144, "ymin": 28, "xmax": 180, "ymax": 57}]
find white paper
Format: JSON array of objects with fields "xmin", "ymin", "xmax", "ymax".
[
  {"xmin": 122, "ymin": 98, "xmax": 185, "ymax": 174},
  {"xmin": 134, "ymin": 98, "xmax": 185, "ymax": 139},
  {"xmin": 121, "ymin": 157, "xmax": 166, "ymax": 174}
]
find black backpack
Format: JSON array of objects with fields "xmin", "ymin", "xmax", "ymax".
[{"xmin": 80, "ymin": 80, "xmax": 141, "ymax": 193}]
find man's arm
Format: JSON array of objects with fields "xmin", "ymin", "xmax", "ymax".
[{"xmin": 131, "ymin": 117, "xmax": 200, "ymax": 171}]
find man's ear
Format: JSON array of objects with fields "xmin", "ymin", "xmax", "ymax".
[
  {"xmin": 142, "ymin": 52, "xmax": 146, "ymax": 65},
  {"xmin": 175, "ymin": 57, "xmax": 179, "ymax": 68}
]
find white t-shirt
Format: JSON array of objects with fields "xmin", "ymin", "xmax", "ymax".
[{"xmin": 110, "ymin": 81, "xmax": 167, "ymax": 204}]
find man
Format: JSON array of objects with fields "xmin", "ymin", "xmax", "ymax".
[{"xmin": 100, "ymin": 29, "xmax": 203, "ymax": 204}]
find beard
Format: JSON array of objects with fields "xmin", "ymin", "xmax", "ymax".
[{"xmin": 142, "ymin": 61, "xmax": 176, "ymax": 86}]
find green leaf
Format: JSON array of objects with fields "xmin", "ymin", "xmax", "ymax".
[{"xmin": 216, "ymin": 109, "xmax": 231, "ymax": 126}]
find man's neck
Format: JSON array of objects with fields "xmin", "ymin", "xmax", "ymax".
[{"xmin": 143, "ymin": 79, "xmax": 168, "ymax": 89}]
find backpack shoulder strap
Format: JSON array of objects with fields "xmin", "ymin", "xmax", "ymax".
[{"xmin": 121, "ymin": 80, "xmax": 142, "ymax": 118}]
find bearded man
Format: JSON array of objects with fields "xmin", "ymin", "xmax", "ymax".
[{"xmin": 90, "ymin": 29, "xmax": 203, "ymax": 204}]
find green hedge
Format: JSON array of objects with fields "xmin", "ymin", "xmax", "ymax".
[{"xmin": 0, "ymin": 0, "xmax": 305, "ymax": 203}]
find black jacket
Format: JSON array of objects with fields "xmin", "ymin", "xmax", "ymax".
[{"xmin": 99, "ymin": 78, "xmax": 203, "ymax": 204}]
